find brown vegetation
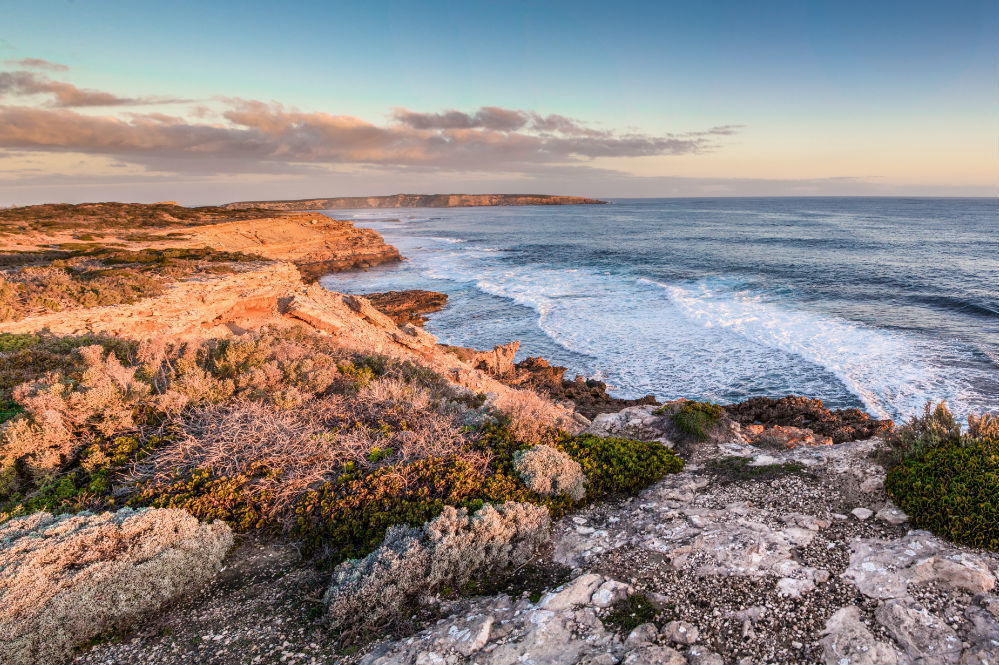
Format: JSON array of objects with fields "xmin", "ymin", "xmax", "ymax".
[
  {"xmin": 0, "ymin": 245, "xmax": 265, "ymax": 322},
  {"xmin": 0, "ymin": 201, "xmax": 282, "ymax": 234}
]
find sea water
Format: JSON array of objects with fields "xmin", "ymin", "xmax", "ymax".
[{"xmin": 320, "ymin": 197, "xmax": 999, "ymax": 422}]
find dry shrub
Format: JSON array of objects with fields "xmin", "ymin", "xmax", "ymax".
[
  {"xmin": 968, "ymin": 411, "xmax": 999, "ymax": 440},
  {"xmin": 491, "ymin": 387, "xmax": 577, "ymax": 442},
  {"xmin": 0, "ymin": 507, "xmax": 232, "ymax": 665},
  {"xmin": 358, "ymin": 375, "xmax": 432, "ymax": 410},
  {"xmin": 127, "ymin": 394, "xmax": 482, "ymax": 525},
  {"xmin": 0, "ymin": 264, "xmax": 165, "ymax": 321},
  {"xmin": 1, "ymin": 345, "xmax": 150, "ymax": 482},
  {"xmin": 513, "ymin": 444, "xmax": 586, "ymax": 501},
  {"xmin": 325, "ymin": 502, "xmax": 550, "ymax": 635}
]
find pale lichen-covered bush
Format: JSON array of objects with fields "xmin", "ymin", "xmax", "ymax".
[
  {"xmin": 513, "ymin": 444, "xmax": 586, "ymax": 501},
  {"xmin": 325, "ymin": 502, "xmax": 550, "ymax": 634},
  {"xmin": 0, "ymin": 507, "xmax": 232, "ymax": 665}
]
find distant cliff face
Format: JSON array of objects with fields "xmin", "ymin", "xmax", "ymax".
[{"xmin": 222, "ymin": 193, "xmax": 608, "ymax": 210}]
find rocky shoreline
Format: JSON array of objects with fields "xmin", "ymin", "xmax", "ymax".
[{"xmin": 0, "ymin": 205, "xmax": 994, "ymax": 665}]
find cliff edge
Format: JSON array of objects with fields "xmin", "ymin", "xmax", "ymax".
[{"xmin": 222, "ymin": 193, "xmax": 608, "ymax": 210}]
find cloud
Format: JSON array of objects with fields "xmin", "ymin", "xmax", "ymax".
[
  {"xmin": 0, "ymin": 70, "xmax": 189, "ymax": 107},
  {"xmin": 3, "ymin": 58, "xmax": 69, "ymax": 71},
  {"xmin": 394, "ymin": 106, "xmax": 529, "ymax": 131},
  {"xmin": 0, "ymin": 100, "xmax": 734, "ymax": 174},
  {"xmin": 393, "ymin": 106, "xmax": 611, "ymax": 137}
]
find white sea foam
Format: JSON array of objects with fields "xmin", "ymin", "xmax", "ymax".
[{"xmin": 327, "ymin": 231, "xmax": 992, "ymax": 421}]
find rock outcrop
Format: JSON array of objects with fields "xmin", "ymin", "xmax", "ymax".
[
  {"xmin": 363, "ymin": 289, "xmax": 448, "ymax": 326},
  {"xmin": 352, "ymin": 426, "xmax": 998, "ymax": 665},
  {"xmin": 173, "ymin": 213, "xmax": 401, "ymax": 280},
  {"xmin": 223, "ymin": 194, "xmax": 608, "ymax": 210},
  {"xmin": 725, "ymin": 395, "xmax": 892, "ymax": 443}
]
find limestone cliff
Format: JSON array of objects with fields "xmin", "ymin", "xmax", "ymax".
[
  {"xmin": 222, "ymin": 194, "xmax": 608, "ymax": 210},
  {"xmin": 171, "ymin": 213, "xmax": 402, "ymax": 280}
]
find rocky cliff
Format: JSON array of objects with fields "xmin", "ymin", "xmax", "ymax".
[
  {"xmin": 171, "ymin": 213, "xmax": 402, "ymax": 280},
  {"xmin": 222, "ymin": 194, "xmax": 608, "ymax": 210}
]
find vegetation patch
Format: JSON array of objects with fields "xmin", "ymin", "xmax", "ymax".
[
  {"xmin": 704, "ymin": 455, "xmax": 807, "ymax": 484},
  {"xmin": 667, "ymin": 401, "xmax": 723, "ymax": 441},
  {"xmin": 0, "ymin": 202, "xmax": 279, "ymax": 234},
  {"xmin": 876, "ymin": 401, "xmax": 999, "ymax": 551},
  {"xmin": 0, "ymin": 245, "xmax": 267, "ymax": 322},
  {"xmin": 603, "ymin": 592, "xmax": 660, "ymax": 634},
  {"xmin": 886, "ymin": 437, "xmax": 998, "ymax": 551},
  {"xmin": 0, "ymin": 330, "xmax": 683, "ymax": 572}
]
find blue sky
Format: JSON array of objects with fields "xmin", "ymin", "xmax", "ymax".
[{"xmin": 1, "ymin": 0, "xmax": 996, "ymax": 203}]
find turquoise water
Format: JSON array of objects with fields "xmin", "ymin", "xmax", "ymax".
[{"xmin": 321, "ymin": 197, "xmax": 999, "ymax": 422}]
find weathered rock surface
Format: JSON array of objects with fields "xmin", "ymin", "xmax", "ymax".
[
  {"xmin": 444, "ymin": 341, "xmax": 523, "ymax": 376},
  {"xmin": 506, "ymin": 356, "xmax": 660, "ymax": 418},
  {"xmin": 357, "ymin": 574, "xmax": 633, "ymax": 665},
  {"xmin": 0, "ymin": 261, "xmax": 302, "ymax": 338},
  {"xmin": 725, "ymin": 395, "xmax": 893, "ymax": 443},
  {"xmin": 362, "ymin": 289, "xmax": 448, "ymax": 325},
  {"xmin": 175, "ymin": 213, "xmax": 401, "ymax": 279},
  {"xmin": 65, "ymin": 413, "xmax": 997, "ymax": 665},
  {"xmin": 820, "ymin": 606, "xmax": 901, "ymax": 665}
]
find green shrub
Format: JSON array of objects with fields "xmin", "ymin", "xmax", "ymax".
[
  {"xmin": 671, "ymin": 401, "xmax": 723, "ymax": 441},
  {"xmin": 558, "ymin": 433, "xmax": 683, "ymax": 494},
  {"xmin": 885, "ymin": 437, "xmax": 998, "ymax": 551},
  {"xmin": 290, "ymin": 424, "xmax": 682, "ymax": 564}
]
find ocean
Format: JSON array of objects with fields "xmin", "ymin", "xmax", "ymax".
[{"xmin": 320, "ymin": 197, "xmax": 999, "ymax": 423}]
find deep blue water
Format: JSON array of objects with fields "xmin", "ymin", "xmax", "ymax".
[{"xmin": 320, "ymin": 198, "xmax": 999, "ymax": 422}]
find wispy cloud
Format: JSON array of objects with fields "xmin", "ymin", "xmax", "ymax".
[
  {"xmin": 0, "ymin": 61, "xmax": 745, "ymax": 193},
  {"xmin": 0, "ymin": 70, "xmax": 190, "ymax": 107},
  {"xmin": 2, "ymin": 58, "xmax": 69, "ymax": 71},
  {"xmin": 0, "ymin": 98, "xmax": 736, "ymax": 173}
]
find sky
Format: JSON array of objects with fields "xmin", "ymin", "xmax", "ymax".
[{"xmin": 0, "ymin": 0, "xmax": 996, "ymax": 205}]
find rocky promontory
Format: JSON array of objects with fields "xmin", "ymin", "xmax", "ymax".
[
  {"xmin": 222, "ymin": 193, "xmax": 608, "ymax": 210},
  {"xmin": 0, "ymin": 201, "xmax": 994, "ymax": 665}
]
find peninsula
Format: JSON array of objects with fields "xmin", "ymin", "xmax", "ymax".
[
  {"xmin": 222, "ymin": 193, "xmax": 608, "ymax": 210},
  {"xmin": 0, "ymin": 202, "xmax": 994, "ymax": 665}
]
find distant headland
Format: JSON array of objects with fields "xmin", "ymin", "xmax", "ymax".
[{"xmin": 221, "ymin": 193, "xmax": 608, "ymax": 210}]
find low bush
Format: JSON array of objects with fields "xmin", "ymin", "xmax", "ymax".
[
  {"xmin": 670, "ymin": 401, "xmax": 723, "ymax": 441},
  {"xmin": 603, "ymin": 592, "xmax": 660, "ymax": 634},
  {"xmin": 876, "ymin": 401, "xmax": 961, "ymax": 469},
  {"xmin": 324, "ymin": 502, "xmax": 549, "ymax": 637},
  {"xmin": 0, "ymin": 507, "xmax": 232, "ymax": 665},
  {"xmin": 558, "ymin": 433, "xmax": 683, "ymax": 495},
  {"xmin": 513, "ymin": 444, "xmax": 586, "ymax": 501},
  {"xmin": 0, "ymin": 330, "xmax": 683, "ymax": 583},
  {"xmin": 885, "ymin": 437, "xmax": 998, "ymax": 551}
]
